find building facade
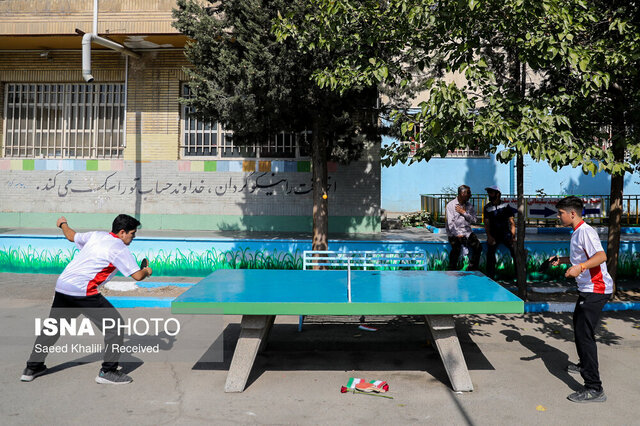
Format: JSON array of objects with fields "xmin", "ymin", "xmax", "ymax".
[
  {"xmin": 0, "ymin": 0, "xmax": 381, "ymax": 232},
  {"xmin": 381, "ymin": 136, "xmax": 640, "ymax": 213}
]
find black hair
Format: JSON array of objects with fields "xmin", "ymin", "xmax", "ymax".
[
  {"xmin": 111, "ymin": 214, "xmax": 141, "ymax": 233},
  {"xmin": 457, "ymin": 185, "xmax": 471, "ymax": 196},
  {"xmin": 556, "ymin": 196, "xmax": 584, "ymax": 215}
]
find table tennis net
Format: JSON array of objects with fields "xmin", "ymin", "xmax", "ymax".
[{"xmin": 302, "ymin": 250, "xmax": 428, "ymax": 271}]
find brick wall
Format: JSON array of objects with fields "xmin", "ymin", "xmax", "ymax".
[
  {"xmin": 0, "ymin": 0, "xmax": 181, "ymax": 35},
  {"xmin": 124, "ymin": 51, "xmax": 186, "ymax": 161},
  {"xmin": 0, "ymin": 51, "xmax": 381, "ymax": 231},
  {"xmin": 0, "ymin": 159, "xmax": 380, "ymax": 231}
]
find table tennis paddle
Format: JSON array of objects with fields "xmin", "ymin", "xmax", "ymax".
[
  {"xmin": 539, "ymin": 255, "xmax": 558, "ymax": 272},
  {"xmin": 140, "ymin": 258, "xmax": 148, "ymax": 269}
]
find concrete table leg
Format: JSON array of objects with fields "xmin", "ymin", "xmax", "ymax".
[
  {"xmin": 225, "ymin": 315, "xmax": 275, "ymax": 393},
  {"xmin": 425, "ymin": 315, "xmax": 474, "ymax": 392},
  {"xmin": 258, "ymin": 315, "xmax": 275, "ymax": 353}
]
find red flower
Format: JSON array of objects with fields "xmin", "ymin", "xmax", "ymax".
[{"xmin": 340, "ymin": 386, "xmax": 348, "ymax": 393}]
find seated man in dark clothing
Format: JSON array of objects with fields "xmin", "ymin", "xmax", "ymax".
[{"xmin": 483, "ymin": 185, "xmax": 516, "ymax": 279}]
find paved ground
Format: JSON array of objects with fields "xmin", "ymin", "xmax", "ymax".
[{"xmin": 1, "ymin": 273, "xmax": 640, "ymax": 425}]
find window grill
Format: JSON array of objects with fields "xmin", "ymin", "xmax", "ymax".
[
  {"xmin": 3, "ymin": 83, "xmax": 125, "ymax": 158},
  {"xmin": 180, "ymin": 84, "xmax": 304, "ymax": 159},
  {"xmin": 402, "ymin": 139, "xmax": 488, "ymax": 158},
  {"xmin": 401, "ymin": 120, "xmax": 488, "ymax": 158}
]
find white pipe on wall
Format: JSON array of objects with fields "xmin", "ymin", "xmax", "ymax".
[
  {"xmin": 93, "ymin": 0, "xmax": 98, "ymax": 34},
  {"xmin": 82, "ymin": 33, "xmax": 94, "ymax": 82},
  {"xmin": 82, "ymin": 0, "xmax": 140, "ymax": 82},
  {"xmin": 82, "ymin": 34, "xmax": 139, "ymax": 82}
]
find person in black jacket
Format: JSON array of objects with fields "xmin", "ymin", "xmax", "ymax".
[{"xmin": 483, "ymin": 185, "xmax": 516, "ymax": 279}]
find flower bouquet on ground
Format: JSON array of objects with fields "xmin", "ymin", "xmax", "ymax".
[{"xmin": 340, "ymin": 378, "xmax": 392, "ymax": 398}]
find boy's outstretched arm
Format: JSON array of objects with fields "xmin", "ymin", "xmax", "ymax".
[
  {"xmin": 56, "ymin": 216, "xmax": 76, "ymax": 242},
  {"xmin": 130, "ymin": 266, "xmax": 153, "ymax": 281}
]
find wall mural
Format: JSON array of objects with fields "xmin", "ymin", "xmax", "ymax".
[
  {"xmin": 1, "ymin": 159, "xmax": 378, "ymax": 223},
  {"xmin": 1, "ymin": 237, "xmax": 638, "ymax": 281},
  {"xmin": 23, "ymin": 171, "xmax": 337, "ymax": 198}
]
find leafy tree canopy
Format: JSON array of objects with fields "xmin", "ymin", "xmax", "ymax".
[
  {"xmin": 277, "ymin": 0, "xmax": 640, "ymax": 174},
  {"xmin": 172, "ymin": 0, "xmax": 380, "ymax": 163}
]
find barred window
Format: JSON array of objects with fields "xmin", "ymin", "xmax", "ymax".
[
  {"xmin": 447, "ymin": 147, "xmax": 488, "ymax": 158},
  {"xmin": 401, "ymin": 140, "xmax": 488, "ymax": 158},
  {"xmin": 599, "ymin": 126, "xmax": 633, "ymax": 162},
  {"xmin": 402, "ymin": 122, "xmax": 488, "ymax": 158},
  {"xmin": 3, "ymin": 83, "xmax": 125, "ymax": 158},
  {"xmin": 398, "ymin": 117, "xmax": 489, "ymax": 158},
  {"xmin": 180, "ymin": 84, "xmax": 306, "ymax": 159}
]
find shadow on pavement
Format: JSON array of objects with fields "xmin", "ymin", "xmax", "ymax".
[
  {"xmin": 501, "ymin": 329, "xmax": 582, "ymax": 392},
  {"xmin": 191, "ymin": 318, "xmax": 495, "ymax": 391},
  {"xmin": 36, "ymin": 353, "xmax": 144, "ymax": 378},
  {"xmin": 20, "ymin": 334, "xmax": 174, "ymax": 379}
]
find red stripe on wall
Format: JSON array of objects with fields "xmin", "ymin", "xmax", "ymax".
[{"xmin": 86, "ymin": 263, "xmax": 116, "ymax": 296}]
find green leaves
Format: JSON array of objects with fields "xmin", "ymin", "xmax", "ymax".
[
  {"xmin": 270, "ymin": 0, "xmax": 639, "ymax": 179},
  {"xmin": 173, "ymin": 0, "xmax": 381, "ymax": 164},
  {"xmin": 578, "ymin": 57, "xmax": 589, "ymax": 72}
]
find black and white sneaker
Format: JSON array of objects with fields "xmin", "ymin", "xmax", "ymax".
[
  {"xmin": 95, "ymin": 370, "xmax": 133, "ymax": 385},
  {"xmin": 567, "ymin": 388, "xmax": 607, "ymax": 403},
  {"xmin": 567, "ymin": 362, "xmax": 582, "ymax": 375},
  {"xmin": 21, "ymin": 364, "xmax": 48, "ymax": 382}
]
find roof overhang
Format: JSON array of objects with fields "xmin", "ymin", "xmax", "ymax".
[{"xmin": 0, "ymin": 34, "xmax": 188, "ymax": 51}]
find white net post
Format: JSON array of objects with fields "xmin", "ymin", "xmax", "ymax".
[{"xmin": 347, "ymin": 259, "xmax": 352, "ymax": 303}]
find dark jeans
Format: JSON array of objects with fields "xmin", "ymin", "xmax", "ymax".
[
  {"xmin": 485, "ymin": 235, "xmax": 516, "ymax": 279},
  {"xmin": 448, "ymin": 233, "xmax": 481, "ymax": 271},
  {"xmin": 27, "ymin": 291, "xmax": 124, "ymax": 373},
  {"xmin": 573, "ymin": 292, "xmax": 610, "ymax": 392}
]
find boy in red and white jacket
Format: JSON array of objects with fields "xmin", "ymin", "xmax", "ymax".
[
  {"xmin": 21, "ymin": 214, "xmax": 153, "ymax": 385},
  {"xmin": 550, "ymin": 196, "xmax": 612, "ymax": 403}
]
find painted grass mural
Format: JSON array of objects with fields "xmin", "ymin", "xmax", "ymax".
[
  {"xmin": 1, "ymin": 245, "xmax": 638, "ymax": 281},
  {"xmin": 0, "ymin": 246, "xmax": 303, "ymax": 277},
  {"xmin": 0, "ymin": 246, "xmax": 78, "ymax": 274},
  {"xmin": 145, "ymin": 248, "xmax": 303, "ymax": 276}
]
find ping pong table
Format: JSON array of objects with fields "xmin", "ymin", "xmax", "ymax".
[{"xmin": 172, "ymin": 269, "xmax": 523, "ymax": 392}]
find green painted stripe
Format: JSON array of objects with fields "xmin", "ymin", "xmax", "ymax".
[
  {"xmin": 0, "ymin": 212, "xmax": 380, "ymax": 233},
  {"xmin": 171, "ymin": 301, "xmax": 524, "ymax": 316},
  {"xmin": 23, "ymin": 159, "xmax": 35, "ymax": 170},
  {"xmin": 86, "ymin": 160, "xmax": 98, "ymax": 171}
]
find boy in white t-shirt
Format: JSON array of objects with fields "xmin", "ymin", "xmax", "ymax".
[
  {"xmin": 550, "ymin": 196, "xmax": 613, "ymax": 403},
  {"xmin": 21, "ymin": 214, "xmax": 153, "ymax": 385}
]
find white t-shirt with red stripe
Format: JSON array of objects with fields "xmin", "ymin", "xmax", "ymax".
[
  {"xmin": 570, "ymin": 221, "xmax": 613, "ymax": 294},
  {"xmin": 55, "ymin": 231, "xmax": 140, "ymax": 297}
]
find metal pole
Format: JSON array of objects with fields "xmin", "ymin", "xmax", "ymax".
[
  {"xmin": 347, "ymin": 260, "xmax": 352, "ymax": 303},
  {"xmin": 123, "ymin": 55, "xmax": 128, "ymax": 148},
  {"xmin": 93, "ymin": 0, "xmax": 98, "ymax": 34}
]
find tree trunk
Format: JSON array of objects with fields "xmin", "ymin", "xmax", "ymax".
[
  {"xmin": 515, "ymin": 151, "xmax": 527, "ymax": 300},
  {"xmin": 607, "ymin": 172, "xmax": 623, "ymax": 297},
  {"xmin": 606, "ymin": 110, "xmax": 626, "ymax": 297},
  {"xmin": 311, "ymin": 118, "xmax": 329, "ymax": 251},
  {"xmin": 513, "ymin": 61, "xmax": 527, "ymax": 300}
]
